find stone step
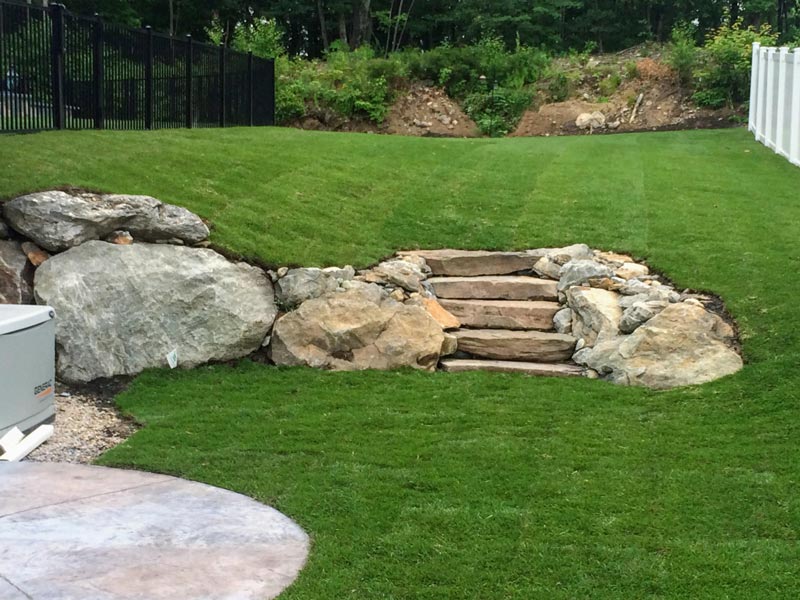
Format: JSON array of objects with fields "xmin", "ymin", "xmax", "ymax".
[
  {"xmin": 439, "ymin": 299, "xmax": 560, "ymax": 331},
  {"xmin": 440, "ymin": 358, "xmax": 585, "ymax": 378},
  {"xmin": 401, "ymin": 249, "xmax": 542, "ymax": 276},
  {"xmin": 428, "ymin": 276, "xmax": 557, "ymax": 301},
  {"xmin": 453, "ymin": 329, "xmax": 576, "ymax": 362}
]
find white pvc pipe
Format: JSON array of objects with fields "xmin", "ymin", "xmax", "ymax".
[
  {"xmin": 0, "ymin": 427, "xmax": 24, "ymax": 453},
  {"xmin": 0, "ymin": 425, "xmax": 54, "ymax": 462}
]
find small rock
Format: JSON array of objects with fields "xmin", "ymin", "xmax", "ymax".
[
  {"xmin": 106, "ymin": 230, "xmax": 133, "ymax": 245},
  {"xmin": 553, "ymin": 308, "xmax": 573, "ymax": 334},
  {"xmin": 619, "ymin": 300, "xmax": 667, "ymax": 334},
  {"xmin": 615, "ymin": 262, "xmax": 649, "ymax": 280},
  {"xmin": 0, "ymin": 240, "xmax": 34, "ymax": 303},
  {"xmin": 419, "ymin": 297, "xmax": 461, "ymax": 330},
  {"xmin": 277, "ymin": 267, "xmax": 289, "ymax": 278},
  {"xmin": 322, "ymin": 265, "xmax": 356, "ymax": 280},
  {"xmin": 389, "ymin": 289, "xmax": 406, "ymax": 302},
  {"xmin": 576, "ymin": 111, "xmax": 606, "ymax": 130},
  {"xmin": 567, "ymin": 286, "xmax": 622, "ymax": 347},
  {"xmin": 558, "ymin": 259, "xmax": 615, "ymax": 291},
  {"xmin": 441, "ymin": 333, "xmax": 458, "ymax": 356},
  {"xmin": 21, "ymin": 241, "xmax": 50, "ymax": 267},
  {"xmin": 362, "ymin": 259, "xmax": 426, "ymax": 293},
  {"xmin": 595, "ymin": 251, "xmax": 633, "ymax": 266}
]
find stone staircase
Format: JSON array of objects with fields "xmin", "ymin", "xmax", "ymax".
[{"xmin": 403, "ymin": 250, "xmax": 584, "ymax": 377}]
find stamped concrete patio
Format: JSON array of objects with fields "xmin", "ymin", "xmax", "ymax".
[{"xmin": 0, "ymin": 463, "xmax": 309, "ymax": 599}]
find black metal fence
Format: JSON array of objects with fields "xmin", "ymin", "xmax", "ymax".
[{"xmin": 0, "ymin": 0, "xmax": 275, "ymax": 133}]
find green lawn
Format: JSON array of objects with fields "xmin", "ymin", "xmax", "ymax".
[{"xmin": 2, "ymin": 127, "xmax": 799, "ymax": 598}]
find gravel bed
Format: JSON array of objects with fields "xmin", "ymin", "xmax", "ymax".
[{"xmin": 26, "ymin": 381, "xmax": 137, "ymax": 464}]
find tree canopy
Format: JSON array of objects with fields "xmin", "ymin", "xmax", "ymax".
[{"xmin": 64, "ymin": 0, "xmax": 799, "ymax": 55}]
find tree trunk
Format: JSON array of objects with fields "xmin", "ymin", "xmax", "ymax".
[
  {"xmin": 350, "ymin": 0, "xmax": 371, "ymax": 49},
  {"xmin": 317, "ymin": 0, "xmax": 330, "ymax": 51},
  {"xmin": 168, "ymin": 0, "xmax": 174, "ymax": 36},
  {"xmin": 338, "ymin": 12, "xmax": 348, "ymax": 45}
]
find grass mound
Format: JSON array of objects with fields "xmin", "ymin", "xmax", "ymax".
[{"xmin": 2, "ymin": 127, "xmax": 799, "ymax": 597}]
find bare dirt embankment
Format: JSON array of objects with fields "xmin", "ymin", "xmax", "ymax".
[
  {"xmin": 512, "ymin": 48, "xmax": 741, "ymax": 137},
  {"xmin": 293, "ymin": 83, "xmax": 479, "ymax": 137},
  {"xmin": 293, "ymin": 46, "xmax": 741, "ymax": 138}
]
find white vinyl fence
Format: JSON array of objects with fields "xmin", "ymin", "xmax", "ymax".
[{"xmin": 749, "ymin": 43, "xmax": 800, "ymax": 166}]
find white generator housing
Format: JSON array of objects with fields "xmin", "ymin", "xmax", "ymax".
[{"xmin": 0, "ymin": 305, "xmax": 56, "ymax": 436}]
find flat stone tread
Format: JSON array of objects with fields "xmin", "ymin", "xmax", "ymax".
[
  {"xmin": 0, "ymin": 463, "xmax": 309, "ymax": 600},
  {"xmin": 439, "ymin": 299, "xmax": 560, "ymax": 330},
  {"xmin": 452, "ymin": 328, "xmax": 576, "ymax": 362},
  {"xmin": 428, "ymin": 276, "xmax": 558, "ymax": 301},
  {"xmin": 400, "ymin": 251, "xmax": 537, "ymax": 276},
  {"xmin": 440, "ymin": 358, "xmax": 584, "ymax": 377},
  {"xmin": 402, "ymin": 249, "xmax": 531, "ymax": 259},
  {"xmin": 452, "ymin": 329, "xmax": 576, "ymax": 342}
]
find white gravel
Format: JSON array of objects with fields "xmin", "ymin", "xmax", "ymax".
[{"xmin": 26, "ymin": 383, "xmax": 137, "ymax": 464}]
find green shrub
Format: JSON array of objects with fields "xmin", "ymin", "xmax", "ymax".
[
  {"xmin": 463, "ymin": 86, "xmax": 533, "ymax": 137},
  {"xmin": 598, "ymin": 72, "xmax": 622, "ymax": 97},
  {"xmin": 624, "ymin": 60, "xmax": 638, "ymax": 80},
  {"xmin": 402, "ymin": 36, "xmax": 548, "ymax": 99},
  {"xmin": 693, "ymin": 21, "xmax": 777, "ymax": 107},
  {"xmin": 546, "ymin": 68, "xmax": 573, "ymax": 102},
  {"xmin": 274, "ymin": 46, "xmax": 406, "ymax": 125},
  {"xmin": 666, "ymin": 23, "xmax": 698, "ymax": 87}
]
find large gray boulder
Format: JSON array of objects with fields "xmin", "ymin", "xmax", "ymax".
[
  {"xmin": 573, "ymin": 302, "xmax": 742, "ymax": 389},
  {"xmin": 34, "ymin": 241, "xmax": 276, "ymax": 382},
  {"xmin": 3, "ymin": 191, "xmax": 209, "ymax": 252},
  {"xmin": 0, "ymin": 240, "xmax": 34, "ymax": 304},
  {"xmin": 270, "ymin": 287, "xmax": 445, "ymax": 371}
]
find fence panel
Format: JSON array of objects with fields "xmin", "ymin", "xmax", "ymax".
[
  {"xmin": 750, "ymin": 42, "xmax": 800, "ymax": 167},
  {"xmin": 0, "ymin": 1, "xmax": 53, "ymax": 132},
  {"xmin": 0, "ymin": 0, "xmax": 274, "ymax": 134}
]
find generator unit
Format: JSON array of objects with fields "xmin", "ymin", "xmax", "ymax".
[{"xmin": 0, "ymin": 305, "xmax": 56, "ymax": 437}]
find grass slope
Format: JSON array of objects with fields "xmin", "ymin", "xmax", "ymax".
[{"xmin": 2, "ymin": 127, "xmax": 799, "ymax": 598}]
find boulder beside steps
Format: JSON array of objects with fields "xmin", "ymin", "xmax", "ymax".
[{"xmin": 425, "ymin": 251, "xmax": 583, "ymax": 377}]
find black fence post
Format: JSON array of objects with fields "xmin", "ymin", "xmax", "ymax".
[
  {"xmin": 92, "ymin": 13, "xmax": 104, "ymax": 129},
  {"xmin": 185, "ymin": 34, "xmax": 193, "ymax": 129},
  {"xmin": 219, "ymin": 44, "xmax": 226, "ymax": 127},
  {"xmin": 50, "ymin": 3, "xmax": 66, "ymax": 129},
  {"xmin": 247, "ymin": 51, "xmax": 254, "ymax": 127},
  {"xmin": 144, "ymin": 26, "xmax": 153, "ymax": 130}
]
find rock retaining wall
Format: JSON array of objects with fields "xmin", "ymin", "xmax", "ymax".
[{"xmin": 0, "ymin": 190, "xmax": 743, "ymax": 389}]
